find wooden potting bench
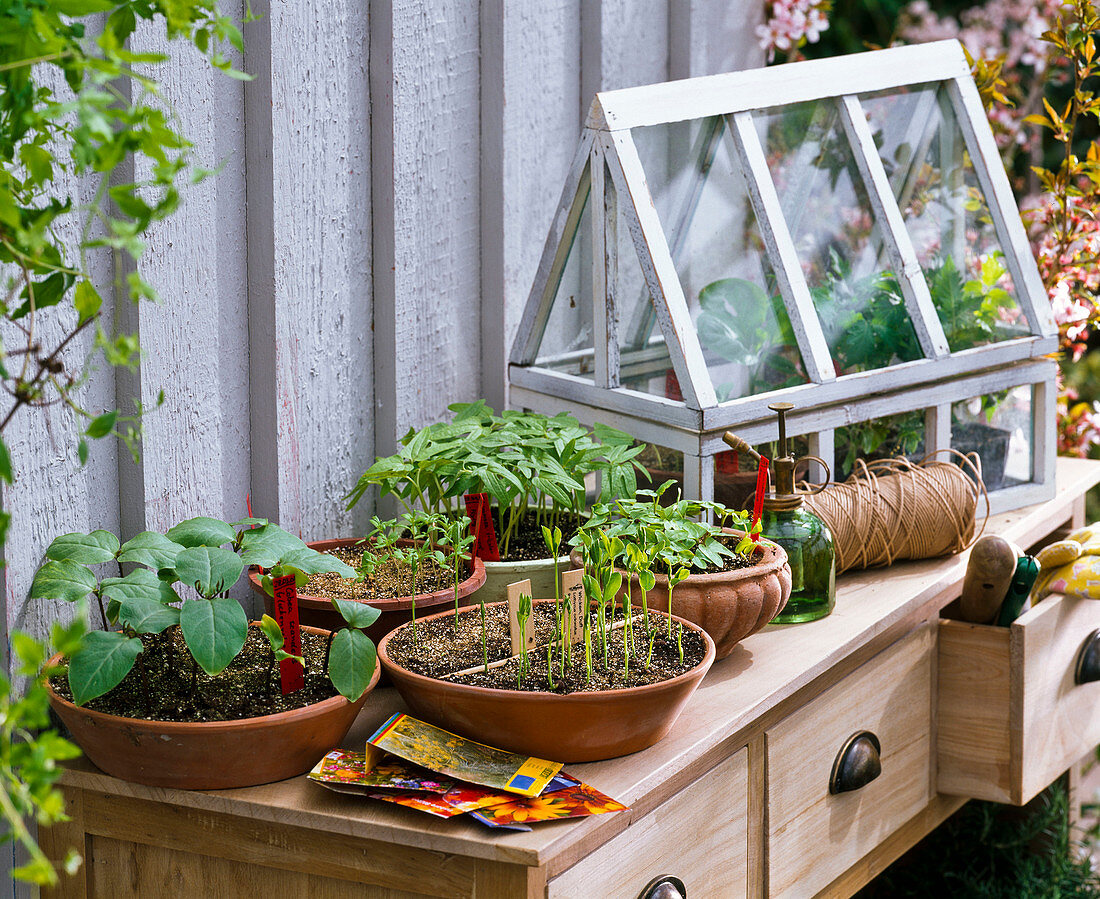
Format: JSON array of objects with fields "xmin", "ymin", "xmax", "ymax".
[{"xmin": 42, "ymin": 458, "xmax": 1100, "ymax": 898}]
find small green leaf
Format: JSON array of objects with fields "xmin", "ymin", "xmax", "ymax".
[
  {"xmin": 259, "ymin": 613, "xmax": 283, "ymax": 651},
  {"xmin": 180, "ymin": 597, "xmax": 247, "ymax": 675},
  {"xmin": 238, "ymin": 523, "xmax": 308, "ymax": 567},
  {"xmin": 165, "ymin": 517, "xmax": 236, "ymax": 548},
  {"xmin": 278, "ymin": 547, "xmax": 356, "ymax": 577},
  {"xmin": 115, "ymin": 597, "xmax": 180, "ymax": 634},
  {"xmin": 78, "ymin": 439, "xmax": 89, "ymax": 465},
  {"xmin": 118, "ymin": 531, "xmax": 184, "ymax": 569},
  {"xmin": 45, "ymin": 530, "xmax": 119, "ymax": 565},
  {"xmin": 29, "ymin": 560, "xmax": 97, "ymax": 602},
  {"xmin": 327, "ymin": 628, "xmax": 377, "ymax": 701},
  {"xmin": 101, "ymin": 568, "xmax": 180, "ymax": 606},
  {"xmin": 172, "ymin": 546, "xmax": 245, "ymax": 597},
  {"xmin": 68, "ymin": 631, "xmax": 142, "ymax": 705},
  {"xmin": 0, "ymin": 438, "xmax": 11, "ymax": 484},
  {"xmin": 330, "ymin": 597, "xmax": 381, "ymax": 630},
  {"xmin": 74, "ymin": 280, "xmax": 103, "ymax": 322}
]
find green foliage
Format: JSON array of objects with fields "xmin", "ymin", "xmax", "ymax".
[
  {"xmin": 857, "ymin": 780, "xmax": 1100, "ymax": 897},
  {"xmin": 1, "ymin": 619, "xmax": 84, "ymax": 887},
  {"xmin": 33, "ymin": 516, "xmax": 359, "ymax": 701},
  {"xmin": 346, "ymin": 402, "xmax": 645, "ymax": 559},
  {"xmin": 0, "ymin": 0, "xmax": 245, "ymax": 887}
]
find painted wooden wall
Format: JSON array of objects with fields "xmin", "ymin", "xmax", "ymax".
[{"xmin": 1, "ymin": 0, "xmax": 764, "ymax": 648}]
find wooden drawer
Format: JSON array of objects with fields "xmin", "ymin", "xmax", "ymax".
[
  {"xmin": 938, "ymin": 594, "xmax": 1100, "ymax": 804},
  {"xmin": 547, "ymin": 748, "xmax": 749, "ymax": 899},
  {"xmin": 766, "ymin": 624, "xmax": 935, "ymax": 898}
]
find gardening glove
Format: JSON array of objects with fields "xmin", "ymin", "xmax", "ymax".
[{"xmin": 1031, "ymin": 524, "xmax": 1100, "ymax": 601}]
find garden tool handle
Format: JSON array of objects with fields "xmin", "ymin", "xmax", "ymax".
[{"xmin": 959, "ymin": 535, "xmax": 1017, "ymax": 624}]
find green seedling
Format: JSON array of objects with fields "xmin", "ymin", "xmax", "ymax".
[
  {"xmin": 258, "ymin": 614, "xmax": 305, "ymax": 698},
  {"xmin": 516, "ymin": 592, "xmax": 532, "ymax": 687}
]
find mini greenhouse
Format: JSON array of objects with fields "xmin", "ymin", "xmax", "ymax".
[{"xmin": 509, "ymin": 40, "xmax": 1058, "ymax": 513}]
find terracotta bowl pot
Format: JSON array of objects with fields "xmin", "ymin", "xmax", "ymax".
[
  {"xmin": 628, "ymin": 538, "xmax": 791, "ymax": 660},
  {"xmin": 569, "ymin": 534, "xmax": 792, "ymax": 661},
  {"xmin": 247, "ymin": 538, "xmax": 486, "ymax": 644},
  {"xmin": 46, "ymin": 624, "xmax": 379, "ymax": 790},
  {"xmin": 378, "ymin": 601, "xmax": 715, "ymax": 763}
]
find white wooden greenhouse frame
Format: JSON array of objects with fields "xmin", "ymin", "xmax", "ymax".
[{"xmin": 509, "ymin": 40, "xmax": 1058, "ymax": 514}]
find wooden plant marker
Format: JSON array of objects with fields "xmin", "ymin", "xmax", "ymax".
[
  {"xmin": 271, "ymin": 574, "xmax": 305, "ymax": 694},
  {"xmin": 562, "ymin": 569, "xmax": 586, "ymax": 644},
  {"xmin": 451, "ymin": 570, "xmax": 592, "ymax": 678},
  {"xmin": 463, "ymin": 492, "xmax": 500, "ymax": 561},
  {"xmin": 507, "ymin": 579, "xmax": 537, "ymax": 656}
]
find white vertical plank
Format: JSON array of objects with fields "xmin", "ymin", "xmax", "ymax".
[
  {"xmin": 603, "ymin": 129, "xmax": 717, "ymax": 410},
  {"xmin": 245, "ymin": 0, "xmax": 373, "ymax": 540},
  {"xmin": 129, "ymin": 16, "xmax": 250, "ymax": 534},
  {"xmin": 387, "ymin": 1, "xmax": 481, "ymax": 436},
  {"xmin": 926, "ymin": 403, "xmax": 952, "ymax": 456},
  {"xmin": 807, "ymin": 430, "xmax": 834, "ymax": 485},
  {"xmin": 668, "ymin": 0, "xmax": 767, "ymax": 80},
  {"xmin": 947, "ymin": 77, "xmax": 1057, "ymax": 338},
  {"xmin": 1033, "ymin": 375, "xmax": 1056, "ymax": 487},
  {"xmin": 728, "ymin": 111, "xmax": 836, "ymax": 385},
  {"xmin": 488, "ymin": 0, "xmax": 583, "ymax": 405},
  {"xmin": 838, "ymin": 94, "xmax": 950, "ymax": 360},
  {"xmin": 682, "ymin": 452, "xmax": 715, "ymax": 505},
  {"xmin": 509, "ymin": 135, "xmax": 593, "ymax": 367}
]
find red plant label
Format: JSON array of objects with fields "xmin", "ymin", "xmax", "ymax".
[
  {"xmin": 464, "ymin": 493, "xmax": 500, "ymax": 562},
  {"xmin": 271, "ymin": 574, "xmax": 305, "ymax": 693},
  {"xmin": 751, "ymin": 458, "xmax": 769, "ymax": 542}
]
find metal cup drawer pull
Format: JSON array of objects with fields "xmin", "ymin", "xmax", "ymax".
[
  {"xmin": 637, "ymin": 875, "xmax": 686, "ymax": 899},
  {"xmin": 1074, "ymin": 629, "xmax": 1100, "ymax": 686},
  {"xmin": 829, "ymin": 731, "xmax": 882, "ymax": 795}
]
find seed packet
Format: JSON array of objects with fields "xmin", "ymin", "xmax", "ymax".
[
  {"xmin": 367, "ymin": 713, "xmax": 562, "ymax": 797},
  {"xmin": 470, "ymin": 781, "xmax": 629, "ymax": 825}
]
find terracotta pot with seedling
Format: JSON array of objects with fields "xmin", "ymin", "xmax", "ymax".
[
  {"xmin": 572, "ymin": 483, "xmax": 793, "ymax": 660},
  {"xmin": 248, "ymin": 510, "xmax": 485, "ymax": 642},
  {"xmin": 377, "ymin": 521, "xmax": 715, "ymax": 762},
  {"xmin": 345, "ymin": 401, "xmax": 646, "ymax": 606},
  {"xmin": 31, "ymin": 517, "xmax": 383, "ymax": 790}
]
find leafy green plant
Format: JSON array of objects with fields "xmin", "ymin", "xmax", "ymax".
[
  {"xmin": 346, "ymin": 401, "xmax": 645, "ymax": 559},
  {"xmin": 29, "ymin": 516, "xmax": 381, "ymax": 705},
  {"xmin": 0, "ymin": 0, "xmax": 244, "ymax": 885}
]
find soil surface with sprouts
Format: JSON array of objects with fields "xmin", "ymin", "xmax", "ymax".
[
  {"xmin": 385, "ymin": 603, "xmax": 706, "ymax": 694},
  {"xmin": 49, "ymin": 626, "xmax": 342, "ymax": 722},
  {"xmin": 488, "ymin": 509, "xmax": 586, "ymax": 562},
  {"xmin": 301, "ymin": 544, "xmax": 456, "ymax": 603}
]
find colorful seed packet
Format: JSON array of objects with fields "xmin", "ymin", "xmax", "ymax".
[
  {"xmin": 367, "ymin": 713, "xmax": 562, "ymax": 798},
  {"xmin": 470, "ymin": 781, "xmax": 628, "ymax": 825}
]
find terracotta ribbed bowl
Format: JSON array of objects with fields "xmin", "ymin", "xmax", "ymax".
[
  {"xmin": 629, "ymin": 539, "xmax": 792, "ymax": 660},
  {"xmin": 247, "ymin": 538, "xmax": 486, "ymax": 644},
  {"xmin": 46, "ymin": 624, "xmax": 378, "ymax": 790},
  {"xmin": 378, "ymin": 601, "xmax": 715, "ymax": 763}
]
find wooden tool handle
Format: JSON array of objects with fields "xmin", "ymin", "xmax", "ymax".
[{"xmin": 959, "ymin": 535, "xmax": 1017, "ymax": 624}]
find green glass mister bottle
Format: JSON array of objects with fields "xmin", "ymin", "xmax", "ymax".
[{"xmin": 725, "ymin": 402, "xmax": 836, "ymax": 623}]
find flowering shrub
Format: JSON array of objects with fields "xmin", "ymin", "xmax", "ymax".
[
  {"xmin": 894, "ymin": 0, "xmax": 1100, "ymax": 456},
  {"xmin": 758, "ymin": 0, "xmax": 832, "ymax": 62}
]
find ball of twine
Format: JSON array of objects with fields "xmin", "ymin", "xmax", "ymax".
[{"xmin": 803, "ymin": 451, "xmax": 989, "ymax": 575}]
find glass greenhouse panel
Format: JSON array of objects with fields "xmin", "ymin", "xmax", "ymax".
[
  {"xmin": 609, "ymin": 167, "xmax": 676, "ymax": 398},
  {"xmin": 754, "ymin": 99, "xmax": 924, "ymax": 373},
  {"xmin": 510, "ymin": 42, "xmax": 1058, "ymax": 514},
  {"xmin": 532, "ymin": 189, "xmax": 596, "ymax": 380},
  {"xmin": 632, "ymin": 117, "xmax": 809, "ymax": 401},
  {"xmin": 952, "ymin": 386, "xmax": 1033, "ymax": 491},
  {"xmin": 861, "ymin": 83, "xmax": 1030, "ymax": 349}
]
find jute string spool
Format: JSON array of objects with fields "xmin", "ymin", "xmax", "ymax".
[{"xmin": 802, "ymin": 451, "xmax": 989, "ymax": 575}]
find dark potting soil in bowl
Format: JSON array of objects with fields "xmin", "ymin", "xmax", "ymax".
[
  {"xmin": 302, "ymin": 545, "xmax": 456, "ymax": 603},
  {"xmin": 486, "ymin": 509, "xmax": 586, "ymax": 562},
  {"xmin": 49, "ymin": 626, "xmax": 341, "ymax": 722},
  {"xmin": 386, "ymin": 603, "xmax": 706, "ymax": 694}
]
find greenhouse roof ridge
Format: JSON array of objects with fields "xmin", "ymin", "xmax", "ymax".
[{"xmin": 586, "ymin": 39, "xmax": 971, "ymax": 131}]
